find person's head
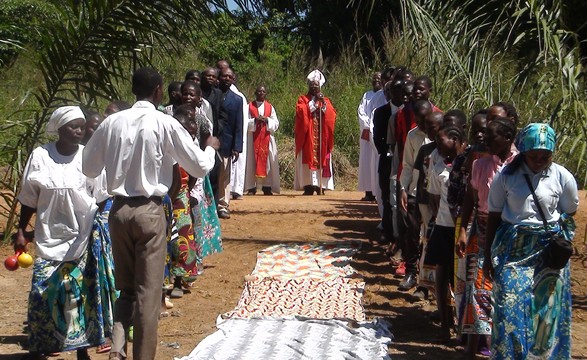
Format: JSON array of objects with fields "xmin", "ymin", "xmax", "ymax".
[
  {"xmin": 200, "ymin": 67, "xmax": 218, "ymax": 90},
  {"xmin": 443, "ymin": 109, "xmax": 468, "ymax": 134},
  {"xmin": 173, "ymin": 104, "xmax": 197, "ymax": 137},
  {"xmin": 487, "ymin": 101, "xmax": 518, "ymax": 125},
  {"xmin": 47, "ymin": 106, "xmax": 86, "ymax": 145},
  {"xmin": 516, "ymin": 123, "xmax": 556, "ymax": 173},
  {"xmin": 181, "ymin": 81, "xmax": 202, "ymax": 108},
  {"xmin": 484, "ymin": 117, "xmax": 516, "ymax": 157},
  {"xmin": 167, "ymin": 81, "xmax": 182, "ymax": 105},
  {"xmin": 216, "ymin": 60, "xmax": 230, "ymax": 70},
  {"xmin": 81, "ymin": 110, "xmax": 103, "ymax": 145},
  {"xmin": 425, "ymin": 111, "xmax": 444, "ymax": 141},
  {"xmin": 437, "ymin": 124, "xmax": 466, "ymax": 159},
  {"xmin": 185, "ymin": 70, "xmax": 201, "ymax": 84},
  {"xmin": 470, "ymin": 109, "xmax": 488, "ymax": 145},
  {"xmin": 218, "ymin": 67, "xmax": 235, "ymax": 92},
  {"xmin": 402, "ymin": 80, "xmax": 414, "ymax": 105},
  {"xmin": 395, "ymin": 67, "xmax": 414, "ymax": 82},
  {"xmin": 371, "ymin": 72, "xmax": 382, "ymax": 92},
  {"xmin": 306, "ymin": 70, "xmax": 326, "ymax": 96},
  {"xmin": 389, "ymin": 80, "xmax": 403, "ymax": 107},
  {"xmin": 132, "ymin": 67, "xmax": 163, "ymax": 105},
  {"xmin": 104, "ymin": 100, "xmax": 131, "ymax": 118},
  {"xmin": 413, "ymin": 76, "xmax": 432, "ymax": 101},
  {"xmin": 414, "ymin": 99, "xmax": 433, "ymax": 130},
  {"xmin": 381, "ymin": 67, "xmax": 395, "ymax": 84},
  {"xmin": 255, "ymin": 85, "xmax": 267, "ymax": 102}
]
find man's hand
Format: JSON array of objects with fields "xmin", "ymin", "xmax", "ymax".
[
  {"xmin": 399, "ymin": 189, "xmax": 408, "ymax": 212},
  {"xmin": 232, "ymin": 150, "xmax": 240, "ymax": 163},
  {"xmin": 204, "ymin": 135, "xmax": 220, "ymax": 151},
  {"xmin": 360, "ymin": 129, "xmax": 370, "ymax": 141},
  {"xmin": 455, "ymin": 231, "xmax": 467, "ymax": 258}
]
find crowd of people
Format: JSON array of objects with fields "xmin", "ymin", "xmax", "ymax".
[
  {"xmin": 12, "ymin": 60, "xmax": 579, "ymax": 360},
  {"xmin": 13, "ymin": 62, "xmax": 341, "ymax": 359},
  {"xmin": 357, "ymin": 66, "xmax": 579, "ymax": 359}
]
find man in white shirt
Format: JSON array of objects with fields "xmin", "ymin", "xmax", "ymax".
[{"xmin": 82, "ymin": 67, "xmax": 219, "ymax": 360}]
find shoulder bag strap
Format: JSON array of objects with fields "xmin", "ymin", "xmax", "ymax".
[{"xmin": 523, "ymin": 173, "xmax": 550, "ymax": 232}]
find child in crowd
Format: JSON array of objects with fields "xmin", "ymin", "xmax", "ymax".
[
  {"xmin": 426, "ymin": 122, "xmax": 467, "ymax": 342},
  {"xmin": 163, "ymin": 81, "xmax": 183, "ymax": 115},
  {"xmin": 181, "ymin": 80, "xmax": 213, "ymax": 132},
  {"xmin": 397, "ymin": 99, "xmax": 433, "ymax": 291},
  {"xmin": 456, "ymin": 117, "xmax": 518, "ymax": 359},
  {"xmin": 414, "ymin": 111, "xmax": 444, "ymax": 299}
]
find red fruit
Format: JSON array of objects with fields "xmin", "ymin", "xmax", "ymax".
[{"xmin": 4, "ymin": 255, "xmax": 19, "ymax": 271}]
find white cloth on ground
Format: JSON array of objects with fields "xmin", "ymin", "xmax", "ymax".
[{"xmin": 175, "ymin": 317, "xmax": 392, "ymax": 360}]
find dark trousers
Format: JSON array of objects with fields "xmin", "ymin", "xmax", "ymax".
[
  {"xmin": 398, "ymin": 195, "xmax": 421, "ymax": 274},
  {"xmin": 378, "ymin": 154, "xmax": 393, "ymax": 242}
]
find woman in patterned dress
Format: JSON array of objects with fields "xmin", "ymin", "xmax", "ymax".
[
  {"xmin": 14, "ymin": 106, "xmax": 116, "ymax": 360},
  {"xmin": 484, "ymin": 123, "xmax": 578, "ymax": 359}
]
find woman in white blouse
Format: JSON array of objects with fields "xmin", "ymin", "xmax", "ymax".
[
  {"xmin": 484, "ymin": 123, "xmax": 578, "ymax": 359},
  {"xmin": 14, "ymin": 106, "xmax": 116, "ymax": 360}
]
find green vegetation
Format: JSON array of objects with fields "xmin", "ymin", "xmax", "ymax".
[{"xmin": 0, "ymin": 0, "xmax": 586, "ymax": 240}]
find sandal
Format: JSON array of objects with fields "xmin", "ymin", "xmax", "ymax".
[{"xmin": 96, "ymin": 343, "xmax": 111, "ymax": 353}]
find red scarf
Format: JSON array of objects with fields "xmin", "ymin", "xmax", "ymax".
[{"xmin": 249, "ymin": 101, "xmax": 272, "ymax": 177}]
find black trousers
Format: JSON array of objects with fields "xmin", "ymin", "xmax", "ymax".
[
  {"xmin": 397, "ymin": 195, "xmax": 421, "ymax": 274},
  {"xmin": 378, "ymin": 154, "xmax": 393, "ymax": 242}
]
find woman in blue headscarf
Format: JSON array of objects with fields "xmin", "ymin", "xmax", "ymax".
[{"xmin": 483, "ymin": 123, "xmax": 578, "ymax": 359}]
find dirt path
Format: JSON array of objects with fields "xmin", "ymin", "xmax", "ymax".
[{"xmin": 1, "ymin": 190, "xmax": 586, "ymax": 359}]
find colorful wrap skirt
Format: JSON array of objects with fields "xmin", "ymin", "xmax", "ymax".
[
  {"xmin": 27, "ymin": 213, "xmax": 117, "ymax": 353},
  {"xmin": 170, "ymin": 187, "xmax": 200, "ymax": 282},
  {"xmin": 458, "ymin": 214, "xmax": 493, "ymax": 335},
  {"xmin": 191, "ymin": 176, "xmax": 223, "ymax": 258},
  {"xmin": 490, "ymin": 214, "xmax": 575, "ymax": 359}
]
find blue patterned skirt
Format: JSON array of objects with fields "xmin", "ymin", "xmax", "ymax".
[
  {"xmin": 490, "ymin": 214, "xmax": 575, "ymax": 359},
  {"xmin": 27, "ymin": 213, "xmax": 117, "ymax": 353}
]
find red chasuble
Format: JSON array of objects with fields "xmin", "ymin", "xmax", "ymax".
[
  {"xmin": 294, "ymin": 94, "xmax": 336, "ymax": 177},
  {"xmin": 249, "ymin": 101, "xmax": 273, "ymax": 177}
]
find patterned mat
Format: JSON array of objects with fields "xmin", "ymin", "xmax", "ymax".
[
  {"xmin": 223, "ymin": 277, "xmax": 366, "ymax": 321},
  {"xmin": 175, "ymin": 317, "xmax": 392, "ymax": 360},
  {"xmin": 250, "ymin": 242, "xmax": 361, "ymax": 280}
]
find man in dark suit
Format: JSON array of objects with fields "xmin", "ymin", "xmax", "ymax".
[
  {"xmin": 372, "ymin": 80, "xmax": 402, "ymax": 244},
  {"xmin": 216, "ymin": 67, "xmax": 243, "ymax": 218}
]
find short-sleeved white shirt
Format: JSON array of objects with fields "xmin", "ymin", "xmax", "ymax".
[
  {"xmin": 18, "ymin": 143, "xmax": 98, "ymax": 261},
  {"xmin": 427, "ymin": 149, "xmax": 454, "ymax": 227},
  {"xmin": 488, "ymin": 161, "xmax": 578, "ymax": 225}
]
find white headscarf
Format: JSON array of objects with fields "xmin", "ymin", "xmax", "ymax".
[
  {"xmin": 46, "ymin": 106, "xmax": 85, "ymax": 135},
  {"xmin": 306, "ymin": 70, "xmax": 326, "ymax": 87}
]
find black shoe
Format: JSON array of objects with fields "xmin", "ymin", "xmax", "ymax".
[
  {"xmin": 218, "ymin": 210, "xmax": 230, "ymax": 219},
  {"xmin": 303, "ymin": 185, "xmax": 314, "ymax": 195},
  {"xmin": 361, "ymin": 192, "xmax": 376, "ymax": 201},
  {"xmin": 262, "ymin": 186, "xmax": 273, "ymax": 195},
  {"xmin": 413, "ymin": 286, "xmax": 429, "ymax": 300},
  {"xmin": 314, "ymin": 186, "xmax": 325, "ymax": 195},
  {"xmin": 246, "ymin": 188, "xmax": 257, "ymax": 195},
  {"xmin": 398, "ymin": 273, "xmax": 417, "ymax": 291}
]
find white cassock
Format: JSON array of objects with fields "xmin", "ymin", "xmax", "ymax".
[
  {"xmin": 366, "ymin": 90, "xmax": 390, "ymax": 217},
  {"xmin": 357, "ymin": 89, "xmax": 378, "ymax": 192},
  {"xmin": 229, "ymin": 84, "xmax": 249, "ymax": 196},
  {"xmin": 244, "ymin": 101, "xmax": 281, "ymax": 193}
]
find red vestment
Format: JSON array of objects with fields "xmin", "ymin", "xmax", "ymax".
[
  {"xmin": 294, "ymin": 94, "xmax": 336, "ymax": 176},
  {"xmin": 249, "ymin": 101, "xmax": 273, "ymax": 177}
]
